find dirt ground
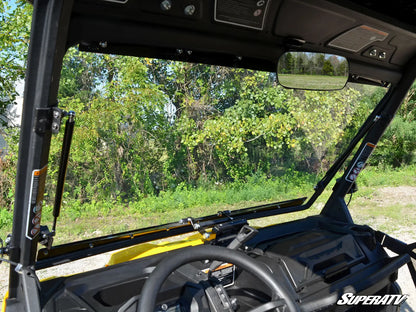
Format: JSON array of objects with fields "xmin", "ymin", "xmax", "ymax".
[
  {"xmin": 378, "ymin": 186, "xmax": 416, "ymax": 312},
  {"xmin": 0, "ymin": 186, "xmax": 415, "ymax": 310}
]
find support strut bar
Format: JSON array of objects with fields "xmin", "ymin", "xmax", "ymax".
[{"xmin": 53, "ymin": 111, "xmax": 75, "ymax": 233}]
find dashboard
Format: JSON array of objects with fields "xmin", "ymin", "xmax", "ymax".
[{"xmin": 40, "ymin": 215, "xmax": 406, "ymax": 311}]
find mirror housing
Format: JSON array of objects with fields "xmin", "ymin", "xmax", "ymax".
[{"xmin": 277, "ymin": 52, "xmax": 349, "ymax": 90}]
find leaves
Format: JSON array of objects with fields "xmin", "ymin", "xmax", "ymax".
[
  {"xmin": 0, "ymin": 23, "xmax": 397, "ymax": 209},
  {"xmin": 44, "ymin": 51, "xmax": 391, "ymax": 205},
  {"xmin": 289, "ymin": 88, "xmax": 361, "ymax": 171},
  {"xmin": 0, "ymin": 1, "xmax": 31, "ymax": 125}
]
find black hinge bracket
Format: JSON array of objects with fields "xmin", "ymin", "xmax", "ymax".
[
  {"xmin": 39, "ymin": 225, "xmax": 55, "ymax": 250},
  {"xmin": 35, "ymin": 107, "xmax": 66, "ymax": 134}
]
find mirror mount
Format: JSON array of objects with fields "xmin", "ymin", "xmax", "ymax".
[{"xmin": 284, "ymin": 37, "xmax": 306, "ymax": 48}]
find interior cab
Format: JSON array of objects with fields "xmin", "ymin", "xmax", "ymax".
[{"xmin": 2, "ymin": 0, "xmax": 416, "ymax": 311}]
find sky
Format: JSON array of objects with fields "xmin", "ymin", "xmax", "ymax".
[{"xmin": 5, "ymin": 0, "xmax": 19, "ymax": 12}]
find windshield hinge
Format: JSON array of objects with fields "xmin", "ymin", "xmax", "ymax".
[
  {"xmin": 0, "ymin": 235, "xmax": 22, "ymax": 270},
  {"xmin": 180, "ymin": 217, "xmax": 201, "ymax": 230},
  {"xmin": 217, "ymin": 210, "xmax": 233, "ymax": 221},
  {"xmin": 39, "ymin": 225, "xmax": 55, "ymax": 250},
  {"xmin": 0, "ymin": 235, "xmax": 11, "ymax": 258},
  {"xmin": 35, "ymin": 107, "xmax": 67, "ymax": 134}
]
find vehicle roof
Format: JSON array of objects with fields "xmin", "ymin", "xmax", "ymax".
[{"xmin": 60, "ymin": 0, "xmax": 416, "ymax": 85}]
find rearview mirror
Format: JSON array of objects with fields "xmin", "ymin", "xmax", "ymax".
[{"xmin": 277, "ymin": 52, "xmax": 349, "ymax": 90}]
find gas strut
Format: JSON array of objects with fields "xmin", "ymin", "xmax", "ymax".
[{"xmin": 52, "ymin": 111, "xmax": 75, "ymax": 233}]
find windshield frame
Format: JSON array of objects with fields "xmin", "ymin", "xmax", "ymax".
[{"xmin": 6, "ymin": 0, "xmax": 416, "ymax": 306}]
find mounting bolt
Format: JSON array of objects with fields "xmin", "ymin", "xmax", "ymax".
[
  {"xmin": 369, "ymin": 49, "xmax": 377, "ymax": 57},
  {"xmin": 68, "ymin": 110, "xmax": 76, "ymax": 123},
  {"xmin": 184, "ymin": 4, "xmax": 196, "ymax": 16},
  {"xmin": 52, "ymin": 109, "xmax": 61, "ymax": 119},
  {"xmin": 51, "ymin": 122, "xmax": 60, "ymax": 132},
  {"xmin": 378, "ymin": 51, "xmax": 387, "ymax": 59},
  {"xmin": 230, "ymin": 297, "xmax": 238, "ymax": 310},
  {"xmin": 161, "ymin": 0, "xmax": 172, "ymax": 11}
]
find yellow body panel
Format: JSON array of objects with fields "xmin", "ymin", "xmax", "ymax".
[
  {"xmin": 107, "ymin": 232, "xmax": 213, "ymax": 266},
  {"xmin": 1, "ymin": 233, "xmax": 214, "ymax": 311},
  {"xmin": 2, "ymin": 291, "xmax": 8, "ymax": 312}
]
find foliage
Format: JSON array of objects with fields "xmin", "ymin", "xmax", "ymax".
[
  {"xmin": 278, "ymin": 52, "xmax": 348, "ymax": 77},
  {"xmin": 0, "ymin": 0, "xmax": 31, "ymax": 126},
  {"xmin": 3, "ymin": 164, "xmax": 415, "ymax": 244},
  {"xmin": 1, "ymin": 3, "xmax": 415, "ymax": 237},
  {"xmin": 370, "ymin": 82, "xmax": 416, "ymax": 167},
  {"xmin": 0, "ymin": 128, "xmax": 19, "ymax": 210},
  {"xmin": 289, "ymin": 88, "xmax": 361, "ymax": 172},
  {"xmin": 370, "ymin": 116, "xmax": 416, "ymax": 167},
  {"xmin": 49, "ymin": 56, "xmax": 172, "ymax": 203},
  {"xmin": 399, "ymin": 82, "xmax": 416, "ymax": 122},
  {"xmin": 359, "ymin": 164, "xmax": 416, "ymax": 187},
  {"xmin": 177, "ymin": 71, "xmax": 296, "ymax": 181},
  {"xmin": 2, "ymin": 44, "xmax": 397, "ymax": 212}
]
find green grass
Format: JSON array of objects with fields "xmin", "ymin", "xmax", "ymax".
[
  {"xmin": 0, "ymin": 165, "xmax": 415, "ymax": 244},
  {"xmin": 359, "ymin": 165, "xmax": 416, "ymax": 187},
  {"xmin": 278, "ymin": 74, "xmax": 347, "ymax": 90},
  {"xmin": 346, "ymin": 165, "xmax": 416, "ymax": 233}
]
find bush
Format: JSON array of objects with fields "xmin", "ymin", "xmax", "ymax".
[
  {"xmin": 370, "ymin": 117, "xmax": 416, "ymax": 167},
  {"xmin": 0, "ymin": 208, "xmax": 13, "ymax": 228},
  {"xmin": 0, "ymin": 128, "xmax": 19, "ymax": 211}
]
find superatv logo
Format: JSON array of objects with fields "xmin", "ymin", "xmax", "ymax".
[{"xmin": 337, "ymin": 293, "xmax": 408, "ymax": 306}]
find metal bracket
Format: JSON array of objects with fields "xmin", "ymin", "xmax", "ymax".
[
  {"xmin": 39, "ymin": 225, "xmax": 55, "ymax": 250},
  {"xmin": 0, "ymin": 235, "xmax": 24, "ymax": 269},
  {"xmin": 0, "ymin": 235, "xmax": 10, "ymax": 259},
  {"xmin": 35, "ymin": 107, "xmax": 66, "ymax": 134},
  {"xmin": 179, "ymin": 217, "xmax": 201, "ymax": 230},
  {"xmin": 217, "ymin": 210, "xmax": 233, "ymax": 221},
  {"xmin": 373, "ymin": 115, "xmax": 382, "ymax": 122}
]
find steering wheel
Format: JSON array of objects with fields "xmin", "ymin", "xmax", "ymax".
[{"xmin": 139, "ymin": 245, "xmax": 299, "ymax": 312}]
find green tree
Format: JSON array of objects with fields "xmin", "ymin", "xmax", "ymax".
[
  {"xmin": 0, "ymin": 128, "xmax": 19, "ymax": 210},
  {"xmin": 0, "ymin": 0, "xmax": 31, "ymax": 211},
  {"xmin": 0, "ymin": 0, "xmax": 31, "ymax": 125},
  {"xmin": 278, "ymin": 52, "xmax": 294, "ymax": 74},
  {"xmin": 370, "ymin": 82, "xmax": 416, "ymax": 167},
  {"xmin": 322, "ymin": 60, "xmax": 335, "ymax": 76},
  {"xmin": 58, "ymin": 48, "xmax": 107, "ymax": 103},
  {"xmin": 179, "ymin": 71, "xmax": 296, "ymax": 181},
  {"xmin": 50, "ymin": 53, "xmax": 173, "ymax": 203},
  {"xmin": 289, "ymin": 88, "xmax": 361, "ymax": 172},
  {"xmin": 337, "ymin": 60, "xmax": 348, "ymax": 76},
  {"xmin": 399, "ymin": 82, "xmax": 416, "ymax": 122}
]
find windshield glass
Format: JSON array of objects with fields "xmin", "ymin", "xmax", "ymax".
[{"xmin": 44, "ymin": 50, "xmax": 387, "ymax": 244}]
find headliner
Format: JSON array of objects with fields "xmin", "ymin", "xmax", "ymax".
[{"xmin": 58, "ymin": 0, "xmax": 416, "ymax": 85}]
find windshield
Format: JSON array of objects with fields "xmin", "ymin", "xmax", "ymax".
[{"xmin": 44, "ymin": 49, "xmax": 386, "ymax": 244}]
